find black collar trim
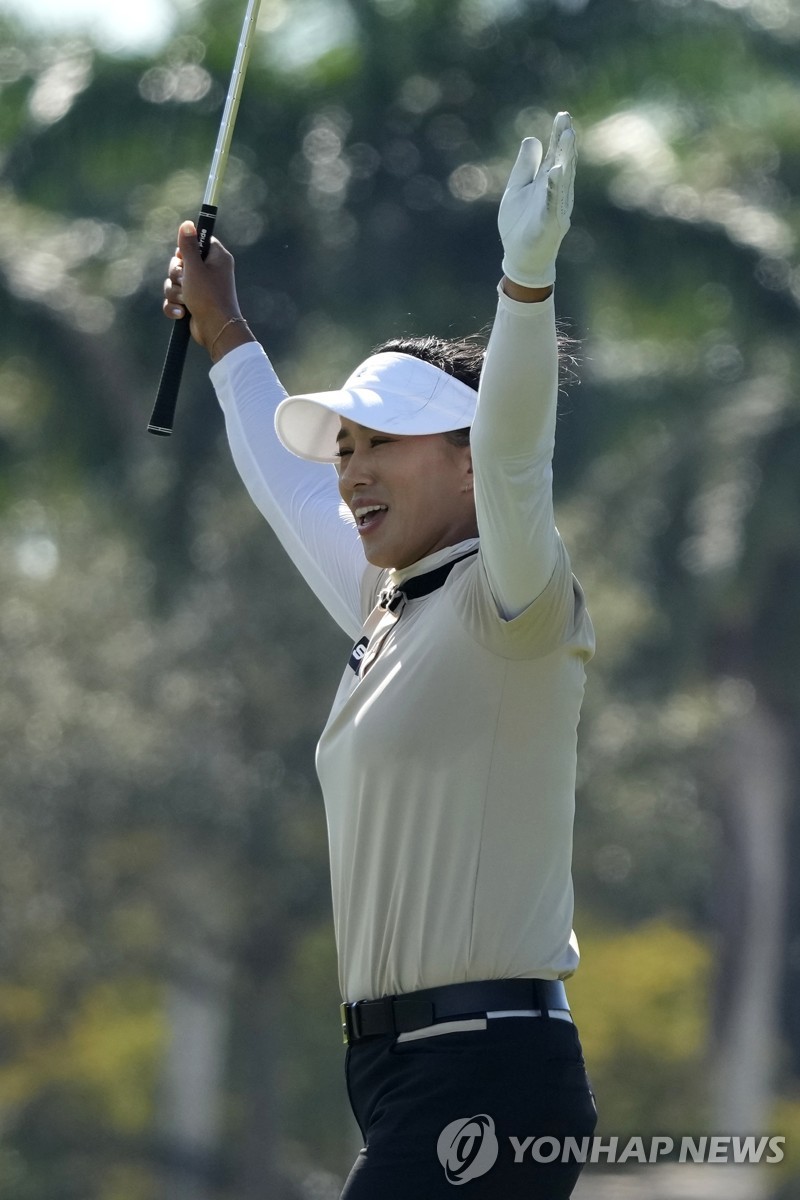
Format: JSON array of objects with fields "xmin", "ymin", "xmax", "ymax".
[
  {"xmin": 348, "ymin": 547, "xmax": 479, "ymax": 675},
  {"xmin": 379, "ymin": 547, "xmax": 479, "ymax": 612}
]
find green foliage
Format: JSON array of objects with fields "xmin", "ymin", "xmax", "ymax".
[
  {"xmin": 771, "ymin": 1096, "xmax": 800, "ymax": 1196},
  {"xmin": 0, "ymin": 978, "xmax": 164, "ymax": 1133},
  {"xmin": 568, "ymin": 918, "xmax": 712, "ymax": 1135},
  {"xmin": 278, "ymin": 922, "xmax": 357, "ymax": 1177}
]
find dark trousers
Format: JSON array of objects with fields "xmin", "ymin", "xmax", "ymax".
[{"xmin": 340, "ymin": 1015, "xmax": 597, "ymax": 1198}]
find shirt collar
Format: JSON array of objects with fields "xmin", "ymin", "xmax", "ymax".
[{"xmin": 387, "ymin": 537, "xmax": 480, "ymax": 590}]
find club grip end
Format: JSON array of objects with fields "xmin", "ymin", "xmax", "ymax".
[{"xmin": 147, "ymin": 317, "xmax": 192, "ymax": 435}]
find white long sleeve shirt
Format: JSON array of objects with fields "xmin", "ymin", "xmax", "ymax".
[{"xmin": 211, "ymin": 289, "xmax": 594, "ymax": 1003}]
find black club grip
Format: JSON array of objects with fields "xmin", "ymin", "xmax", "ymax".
[{"xmin": 147, "ymin": 204, "xmax": 218, "ymax": 436}]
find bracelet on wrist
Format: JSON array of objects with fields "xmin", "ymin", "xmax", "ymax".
[{"xmin": 210, "ymin": 316, "xmax": 250, "ymax": 359}]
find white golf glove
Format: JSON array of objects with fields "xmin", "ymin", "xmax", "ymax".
[{"xmin": 499, "ymin": 111, "xmax": 576, "ymax": 288}]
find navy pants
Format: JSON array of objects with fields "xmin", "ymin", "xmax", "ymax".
[{"xmin": 341, "ymin": 1015, "xmax": 597, "ymax": 1198}]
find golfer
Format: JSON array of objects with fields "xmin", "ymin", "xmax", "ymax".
[{"xmin": 163, "ymin": 110, "xmax": 596, "ymax": 1198}]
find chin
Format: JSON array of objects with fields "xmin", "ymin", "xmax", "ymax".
[
  {"xmin": 363, "ymin": 546, "xmax": 397, "ymax": 568},
  {"xmin": 361, "ymin": 537, "xmax": 416, "ymax": 569}
]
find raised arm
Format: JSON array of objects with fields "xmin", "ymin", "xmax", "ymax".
[
  {"xmin": 162, "ymin": 224, "xmax": 370, "ymax": 638},
  {"xmin": 470, "ymin": 113, "xmax": 577, "ymax": 620}
]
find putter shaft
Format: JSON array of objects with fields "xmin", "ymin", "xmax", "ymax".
[{"xmin": 147, "ymin": 0, "xmax": 263, "ymax": 437}]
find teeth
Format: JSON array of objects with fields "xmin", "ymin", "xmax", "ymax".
[{"xmin": 355, "ymin": 504, "xmax": 388, "ymax": 528}]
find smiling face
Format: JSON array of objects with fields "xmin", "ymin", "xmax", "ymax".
[{"xmin": 335, "ymin": 420, "xmax": 478, "ymax": 569}]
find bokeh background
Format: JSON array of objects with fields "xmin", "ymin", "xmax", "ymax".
[{"xmin": 0, "ymin": 0, "xmax": 799, "ymax": 1196}]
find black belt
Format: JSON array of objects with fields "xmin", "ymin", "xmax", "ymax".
[{"xmin": 341, "ymin": 978, "xmax": 569, "ymax": 1045}]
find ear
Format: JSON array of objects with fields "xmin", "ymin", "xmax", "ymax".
[{"xmin": 461, "ymin": 446, "xmax": 474, "ymax": 492}]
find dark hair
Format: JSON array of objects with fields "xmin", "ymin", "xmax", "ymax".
[
  {"xmin": 372, "ymin": 326, "xmax": 579, "ymax": 448},
  {"xmin": 372, "ymin": 333, "xmax": 486, "ymax": 392}
]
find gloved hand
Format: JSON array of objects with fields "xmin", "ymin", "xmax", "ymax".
[{"xmin": 498, "ymin": 111, "xmax": 576, "ymax": 289}]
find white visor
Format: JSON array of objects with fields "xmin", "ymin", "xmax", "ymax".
[{"xmin": 274, "ymin": 352, "xmax": 477, "ymax": 463}]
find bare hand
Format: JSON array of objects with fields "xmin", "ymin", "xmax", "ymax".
[{"xmin": 162, "ymin": 221, "xmax": 246, "ymax": 355}]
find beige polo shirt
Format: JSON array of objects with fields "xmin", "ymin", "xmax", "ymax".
[
  {"xmin": 212, "ymin": 290, "xmax": 594, "ymax": 1003},
  {"xmin": 319, "ymin": 535, "xmax": 593, "ymax": 1002}
]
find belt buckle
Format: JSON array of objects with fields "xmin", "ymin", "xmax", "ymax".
[{"xmin": 341, "ymin": 1001, "xmax": 362, "ymax": 1045}]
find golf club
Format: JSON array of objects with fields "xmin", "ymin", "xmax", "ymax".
[{"xmin": 147, "ymin": 0, "xmax": 263, "ymax": 436}]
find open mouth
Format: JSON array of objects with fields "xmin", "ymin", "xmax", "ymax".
[{"xmin": 354, "ymin": 504, "xmax": 388, "ymax": 534}]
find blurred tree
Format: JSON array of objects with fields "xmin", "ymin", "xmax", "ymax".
[{"xmin": 566, "ymin": 916, "xmax": 712, "ymax": 1135}]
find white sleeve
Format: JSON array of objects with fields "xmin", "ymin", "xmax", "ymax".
[
  {"xmin": 210, "ymin": 341, "xmax": 372, "ymax": 639},
  {"xmin": 469, "ymin": 287, "xmax": 564, "ymax": 620}
]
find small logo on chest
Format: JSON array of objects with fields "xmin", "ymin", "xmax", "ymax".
[{"xmin": 348, "ymin": 636, "xmax": 369, "ymax": 674}]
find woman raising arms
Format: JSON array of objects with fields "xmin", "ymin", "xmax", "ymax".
[{"xmin": 163, "ymin": 110, "xmax": 597, "ymax": 1199}]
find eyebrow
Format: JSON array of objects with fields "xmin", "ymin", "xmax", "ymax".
[{"xmin": 335, "ymin": 428, "xmax": 350, "ymax": 444}]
